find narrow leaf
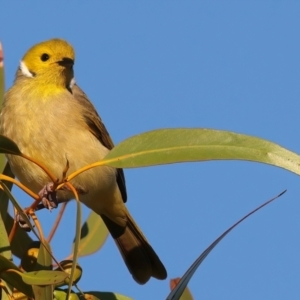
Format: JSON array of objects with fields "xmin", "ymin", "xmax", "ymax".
[
  {"xmin": 0, "ymin": 209, "xmax": 11, "ymax": 260},
  {"xmin": 1, "ymin": 281, "xmax": 13, "ymax": 300},
  {"xmin": 166, "ymin": 190, "xmax": 286, "ymax": 300},
  {"xmin": 66, "ymin": 188, "xmax": 82, "ymax": 298},
  {"xmin": 103, "ymin": 129, "xmax": 300, "ymax": 176},
  {"xmin": 36, "ymin": 240, "xmax": 52, "ymax": 270},
  {"xmin": 32, "ymin": 241, "xmax": 53, "ymax": 300},
  {"xmin": 0, "ymin": 162, "xmax": 14, "ymax": 221}
]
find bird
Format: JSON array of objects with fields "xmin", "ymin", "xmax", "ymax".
[{"xmin": 0, "ymin": 38, "xmax": 167, "ymax": 284}]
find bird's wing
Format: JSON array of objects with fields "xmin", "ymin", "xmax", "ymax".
[{"xmin": 71, "ymin": 84, "xmax": 127, "ymax": 203}]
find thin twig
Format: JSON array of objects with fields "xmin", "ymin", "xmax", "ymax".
[
  {"xmin": 8, "ymin": 208, "xmax": 19, "ymax": 243},
  {"xmin": 46, "ymin": 202, "xmax": 68, "ymax": 243},
  {"xmin": 30, "ymin": 210, "xmax": 45, "ymax": 242}
]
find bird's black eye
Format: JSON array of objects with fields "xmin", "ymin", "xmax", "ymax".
[{"xmin": 40, "ymin": 53, "xmax": 50, "ymax": 62}]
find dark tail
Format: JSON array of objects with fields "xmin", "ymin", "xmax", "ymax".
[{"xmin": 101, "ymin": 209, "xmax": 167, "ymax": 284}]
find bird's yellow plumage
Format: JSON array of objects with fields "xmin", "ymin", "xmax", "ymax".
[{"xmin": 0, "ymin": 38, "xmax": 167, "ymax": 284}]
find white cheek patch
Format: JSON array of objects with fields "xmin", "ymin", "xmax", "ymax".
[
  {"xmin": 70, "ymin": 77, "xmax": 76, "ymax": 88},
  {"xmin": 20, "ymin": 60, "xmax": 34, "ymax": 78}
]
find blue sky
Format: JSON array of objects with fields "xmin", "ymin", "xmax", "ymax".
[{"xmin": 1, "ymin": 2, "xmax": 300, "ymax": 299}]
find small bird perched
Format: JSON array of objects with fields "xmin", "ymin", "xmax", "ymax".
[{"xmin": 0, "ymin": 38, "xmax": 167, "ymax": 284}]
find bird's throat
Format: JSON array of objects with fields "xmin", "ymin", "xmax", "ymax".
[{"xmin": 20, "ymin": 74, "xmax": 73, "ymax": 98}]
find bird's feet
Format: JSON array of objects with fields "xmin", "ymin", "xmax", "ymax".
[{"xmin": 36, "ymin": 182, "xmax": 58, "ymax": 211}]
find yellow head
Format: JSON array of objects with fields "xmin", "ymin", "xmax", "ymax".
[{"xmin": 19, "ymin": 38, "xmax": 75, "ymax": 89}]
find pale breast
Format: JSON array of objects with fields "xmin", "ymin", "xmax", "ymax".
[{"xmin": 0, "ymin": 85, "xmax": 117, "ymax": 201}]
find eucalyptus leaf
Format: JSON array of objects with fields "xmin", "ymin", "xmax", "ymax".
[
  {"xmin": 22, "ymin": 270, "xmax": 67, "ymax": 286},
  {"xmin": 36, "ymin": 240, "xmax": 52, "ymax": 270},
  {"xmin": 32, "ymin": 241, "xmax": 53, "ymax": 300},
  {"xmin": 1, "ymin": 280, "xmax": 14, "ymax": 300},
  {"xmin": 66, "ymin": 194, "xmax": 82, "ymax": 298},
  {"xmin": 0, "ymin": 162, "xmax": 14, "ymax": 221},
  {"xmin": 0, "ymin": 209, "xmax": 11, "ymax": 260},
  {"xmin": 103, "ymin": 129, "xmax": 300, "ymax": 176}
]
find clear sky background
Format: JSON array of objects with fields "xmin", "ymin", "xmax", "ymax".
[{"xmin": 1, "ymin": 2, "xmax": 300, "ymax": 299}]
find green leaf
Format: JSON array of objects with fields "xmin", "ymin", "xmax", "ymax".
[
  {"xmin": 21, "ymin": 270, "xmax": 67, "ymax": 286},
  {"xmin": 166, "ymin": 190, "xmax": 286, "ymax": 300},
  {"xmin": 0, "ymin": 135, "xmax": 21, "ymax": 156},
  {"xmin": 0, "ymin": 280, "xmax": 13, "ymax": 300},
  {"xmin": 0, "ymin": 255, "xmax": 33, "ymax": 297},
  {"xmin": 66, "ymin": 196, "xmax": 82, "ymax": 298},
  {"xmin": 0, "ymin": 208, "xmax": 11, "ymax": 260},
  {"xmin": 1, "ymin": 291, "xmax": 10, "ymax": 300},
  {"xmin": 35, "ymin": 240, "xmax": 52, "ymax": 270},
  {"xmin": 32, "ymin": 241, "xmax": 53, "ymax": 300},
  {"xmin": 0, "ymin": 162, "xmax": 14, "ymax": 221},
  {"xmin": 32, "ymin": 284, "xmax": 51, "ymax": 300},
  {"xmin": 104, "ymin": 129, "xmax": 300, "ymax": 176},
  {"xmin": 0, "ymin": 155, "xmax": 6, "ymax": 182},
  {"xmin": 0, "ymin": 166, "xmax": 13, "ymax": 261},
  {"xmin": 71, "ymin": 211, "xmax": 108, "ymax": 257}
]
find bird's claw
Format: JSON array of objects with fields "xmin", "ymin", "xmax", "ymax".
[{"xmin": 36, "ymin": 183, "xmax": 58, "ymax": 211}]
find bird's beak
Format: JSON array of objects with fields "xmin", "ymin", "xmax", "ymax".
[{"xmin": 57, "ymin": 57, "xmax": 74, "ymax": 67}]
